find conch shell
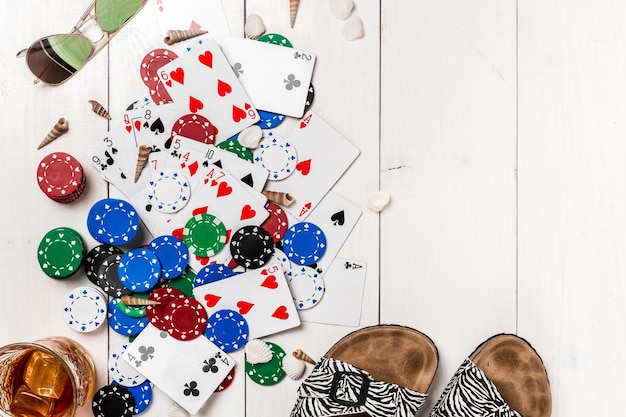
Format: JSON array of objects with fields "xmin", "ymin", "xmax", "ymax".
[
  {"xmin": 238, "ymin": 125, "xmax": 263, "ymax": 149},
  {"xmin": 120, "ymin": 295, "xmax": 160, "ymax": 306},
  {"xmin": 282, "ymin": 354, "xmax": 306, "ymax": 380},
  {"xmin": 37, "ymin": 118, "xmax": 68, "ymax": 150},
  {"xmin": 164, "ymin": 30, "xmax": 208, "ymax": 45},
  {"xmin": 342, "ymin": 15, "xmax": 364, "ymax": 41},
  {"xmin": 289, "ymin": 0, "xmax": 300, "ymax": 28},
  {"xmin": 244, "ymin": 14, "xmax": 266, "ymax": 40},
  {"xmin": 262, "ymin": 190, "xmax": 295, "ymax": 207},
  {"xmin": 88, "ymin": 100, "xmax": 112, "ymax": 120},
  {"xmin": 134, "ymin": 145, "xmax": 152, "ymax": 183},
  {"xmin": 245, "ymin": 339, "xmax": 273, "ymax": 364},
  {"xmin": 293, "ymin": 349, "xmax": 316, "ymax": 364},
  {"xmin": 330, "ymin": 0, "xmax": 354, "ymax": 20}
]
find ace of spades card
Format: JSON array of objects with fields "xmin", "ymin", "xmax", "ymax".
[
  {"xmin": 123, "ymin": 324, "xmax": 234, "ymax": 415},
  {"xmin": 193, "ymin": 263, "xmax": 300, "ymax": 339}
]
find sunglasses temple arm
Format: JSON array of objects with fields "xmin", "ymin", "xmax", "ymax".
[
  {"xmin": 71, "ymin": 0, "xmax": 97, "ymax": 34},
  {"xmin": 16, "ymin": 49, "xmax": 28, "ymax": 58}
]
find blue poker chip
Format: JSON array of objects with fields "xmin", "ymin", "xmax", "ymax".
[
  {"xmin": 148, "ymin": 235, "xmax": 189, "ymax": 280},
  {"xmin": 113, "ymin": 380, "xmax": 153, "ymax": 415},
  {"xmin": 87, "ymin": 198, "xmax": 140, "ymax": 245},
  {"xmin": 107, "ymin": 299, "xmax": 149, "ymax": 336},
  {"xmin": 194, "ymin": 263, "xmax": 236, "ymax": 287},
  {"xmin": 205, "ymin": 309, "xmax": 249, "ymax": 352},
  {"xmin": 282, "ymin": 222, "xmax": 327, "ymax": 266},
  {"xmin": 117, "ymin": 248, "xmax": 161, "ymax": 292},
  {"xmin": 256, "ymin": 110, "xmax": 285, "ymax": 129}
]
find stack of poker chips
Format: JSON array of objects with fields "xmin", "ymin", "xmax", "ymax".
[
  {"xmin": 37, "ymin": 227, "xmax": 86, "ymax": 279},
  {"xmin": 36, "ymin": 152, "xmax": 86, "ymax": 203}
]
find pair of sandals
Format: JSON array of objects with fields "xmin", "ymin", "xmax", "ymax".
[{"xmin": 290, "ymin": 325, "xmax": 551, "ymax": 417}]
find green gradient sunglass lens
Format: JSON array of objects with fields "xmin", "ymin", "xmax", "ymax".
[{"xmin": 95, "ymin": 0, "xmax": 145, "ymax": 32}]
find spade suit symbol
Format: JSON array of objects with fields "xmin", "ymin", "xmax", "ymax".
[{"xmin": 330, "ymin": 210, "xmax": 345, "ymax": 226}]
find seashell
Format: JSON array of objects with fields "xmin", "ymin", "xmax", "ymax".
[
  {"xmin": 262, "ymin": 190, "xmax": 295, "ymax": 207},
  {"xmin": 238, "ymin": 125, "xmax": 263, "ymax": 149},
  {"xmin": 367, "ymin": 190, "xmax": 391, "ymax": 212},
  {"xmin": 282, "ymin": 354, "xmax": 306, "ymax": 380},
  {"xmin": 293, "ymin": 349, "xmax": 316, "ymax": 365},
  {"xmin": 120, "ymin": 295, "xmax": 160, "ymax": 306},
  {"xmin": 88, "ymin": 100, "xmax": 111, "ymax": 120},
  {"xmin": 164, "ymin": 29, "xmax": 208, "ymax": 45},
  {"xmin": 289, "ymin": 0, "xmax": 300, "ymax": 28},
  {"xmin": 341, "ymin": 15, "xmax": 364, "ymax": 41},
  {"xmin": 244, "ymin": 14, "xmax": 266, "ymax": 40},
  {"xmin": 134, "ymin": 145, "xmax": 152, "ymax": 183},
  {"xmin": 37, "ymin": 118, "xmax": 68, "ymax": 150},
  {"xmin": 167, "ymin": 402, "xmax": 190, "ymax": 417},
  {"xmin": 245, "ymin": 339, "xmax": 274, "ymax": 364},
  {"xmin": 330, "ymin": 0, "xmax": 354, "ymax": 20}
]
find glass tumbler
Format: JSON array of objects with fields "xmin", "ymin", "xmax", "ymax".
[{"xmin": 0, "ymin": 336, "xmax": 96, "ymax": 417}]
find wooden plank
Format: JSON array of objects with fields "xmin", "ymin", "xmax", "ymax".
[{"xmin": 380, "ymin": 0, "xmax": 517, "ymax": 405}]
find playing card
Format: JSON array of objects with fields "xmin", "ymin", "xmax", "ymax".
[
  {"xmin": 158, "ymin": 38, "xmax": 259, "ymax": 142},
  {"xmin": 272, "ymin": 112, "xmax": 360, "ymax": 220},
  {"xmin": 123, "ymin": 323, "xmax": 234, "ymax": 415},
  {"xmin": 220, "ymin": 36, "xmax": 316, "ymax": 117},
  {"xmin": 89, "ymin": 135, "xmax": 133, "ymax": 197},
  {"xmin": 153, "ymin": 0, "xmax": 231, "ymax": 43},
  {"xmin": 298, "ymin": 258, "xmax": 366, "ymax": 327},
  {"xmin": 193, "ymin": 263, "xmax": 300, "ymax": 339}
]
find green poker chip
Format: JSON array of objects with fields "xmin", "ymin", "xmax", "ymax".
[
  {"xmin": 182, "ymin": 214, "xmax": 227, "ymax": 258},
  {"xmin": 163, "ymin": 267, "xmax": 196, "ymax": 297},
  {"xmin": 114, "ymin": 292, "xmax": 150, "ymax": 318},
  {"xmin": 37, "ymin": 227, "xmax": 85, "ymax": 279},
  {"xmin": 245, "ymin": 342, "xmax": 286, "ymax": 386},
  {"xmin": 216, "ymin": 139, "xmax": 253, "ymax": 162},
  {"xmin": 258, "ymin": 33, "xmax": 293, "ymax": 48}
]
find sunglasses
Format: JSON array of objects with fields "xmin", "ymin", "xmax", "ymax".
[{"xmin": 16, "ymin": 0, "xmax": 146, "ymax": 85}]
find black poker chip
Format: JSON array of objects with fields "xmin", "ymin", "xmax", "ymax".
[
  {"xmin": 303, "ymin": 83, "xmax": 314, "ymax": 114},
  {"xmin": 229, "ymin": 226, "xmax": 274, "ymax": 269},
  {"xmin": 84, "ymin": 244, "xmax": 123, "ymax": 287},
  {"xmin": 92, "ymin": 384, "xmax": 136, "ymax": 417},
  {"xmin": 97, "ymin": 253, "xmax": 133, "ymax": 298}
]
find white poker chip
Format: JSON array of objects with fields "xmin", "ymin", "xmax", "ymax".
[
  {"xmin": 147, "ymin": 169, "xmax": 190, "ymax": 213},
  {"xmin": 62, "ymin": 286, "xmax": 108, "ymax": 332},
  {"xmin": 108, "ymin": 343, "xmax": 147, "ymax": 387},
  {"xmin": 253, "ymin": 132, "xmax": 298, "ymax": 180},
  {"xmin": 286, "ymin": 266, "xmax": 325, "ymax": 310},
  {"xmin": 273, "ymin": 247, "xmax": 292, "ymax": 274}
]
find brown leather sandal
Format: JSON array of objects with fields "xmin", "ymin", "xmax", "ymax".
[
  {"xmin": 290, "ymin": 324, "xmax": 439, "ymax": 417},
  {"xmin": 429, "ymin": 334, "xmax": 552, "ymax": 417}
]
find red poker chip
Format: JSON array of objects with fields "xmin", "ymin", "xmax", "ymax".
[
  {"xmin": 163, "ymin": 297, "xmax": 208, "ymax": 341},
  {"xmin": 37, "ymin": 152, "xmax": 85, "ymax": 202},
  {"xmin": 215, "ymin": 367, "xmax": 235, "ymax": 393},
  {"xmin": 140, "ymin": 48, "xmax": 178, "ymax": 89},
  {"xmin": 171, "ymin": 114, "xmax": 218, "ymax": 145},
  {"xmin": 261, "ymin": 202, "xmax": 289, "ymax": 243},
  {"xmin": 150, "ymin": 81, "xmax": 174, "ymax": 106},
  {"xmin": 146, "ymin": 287, "xmax": 186, "ymax": 331}
]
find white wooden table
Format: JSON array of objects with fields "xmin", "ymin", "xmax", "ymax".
[{"xmin": 1, "ymin": 0, "xmax": 622, "ymax": 415}]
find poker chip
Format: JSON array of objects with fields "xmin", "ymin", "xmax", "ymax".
[
  {"xmin": 149, "ymin": 80, "xmax": 174, "ymax": 105},
  {"xmin": 261, "ymin": 202, "xmax": 289, "ymax": 243},
  {"xmin": 258, "ymin": 33, "xmax": 293, "ymax": 48},
  {"xmin": 146, "ymin": 287, "xmax": 187, "ymax": 331},
  {"xmin": 282, "ymin": 222, "xmax": 327, "ymax": 266},
  {"xmin": 146, "ymin": 169, "xmax": 190, "ymax": 213},
  {"xmin": 286, "ymin": 266, "xmax": 325, "ymax": 309},
  {"xmin": 253, "ymin": 132, "xmax": 298, "ymax": 180},
  {"xmin": 84, "ymin": 244, "xmax": 123, "ymax": 286},
  {"xmin": 37, "ymin": 152, "xmax": 86, "ymax": 203},
  {"xmin": 113, "ymin": 292, "xmax": 150, "ymax": 318},
  {"xmin": 37, "ymin": 227, "xmax": 85, "ymax": 279},
  {"xmin": 215, "ymin": 368, "xmax": 236, "ymax": 393},
  {"xmin": 109, "ymin": 343, "xmax": 147, "ymax": 387},
  {"xmin": 273, "ymin": 247, "xmax": 292, "ymax": 273},
  {"xmin": 92, "ymin": 384, "xmax": 136, "ymax": 417},
  {"xmin": 148, "ymin": 235, "xmax": 189, "ymax": 279},
  {"xmin": 87, "ymin": 198, "xmax": 140, "ymax": 245},
  {"xmin": 230, "ymin": 226, "xmax": 274, "ymax": 269},
  {"xmin": 118, "ymin": 248, "xmax": 161, "ymax": 292},
  {"xmin": 107, "ymin": 298, "xmax": 149, "ymax": 336},
  {"xmin": 245, "ymin": 342, "xmax": 287, "ymax": 386},
  {"xmin": 97, "ymin": 253, "xmax": 133, "ymax": 298},
  {"xmin": 171, "ymin": 113, "xmax": 218, "ymax": 144},
  {"xmin": 205, "ymin": 309, "xmax": 249, "ymax": 352},
  {"xmin": 304, "ymin": 83, "xmax": 315, "ymax": 114},
  {"xmin": 256, "ymin": 110, "xmax": 285, "ymax": 129},
  {"xmin": 114, "ymin": 380, "xmax": 153, "ymax": 415},
  {"xmin": 182, "ymin": 214, "xmax": 227, "ymax": 258},
  {"xmin": 163, "ymin": 297, "xmax": 208, "ymax": 341},
  {"xmin": 140, "ymin": 48, "xmax": 178, "ymax": 88},
  {"xmin": 62, "ymin": 286, "xmax": 107, "ymax": 332},
  {"xmin": 194, "ymin": 263, "xmax": 236, "ymax": 287},
  {"xmin": 162, "ymin": 267, "xmax": 196, "ymax": 297},
  {"xmin": 216, "ymin": 139, "xmax": 253, "ymax": 162}
]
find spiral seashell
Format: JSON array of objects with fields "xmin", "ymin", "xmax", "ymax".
[
  {"xmin": 341, "ymin": 15, "xmax": 364, "ymax": 41},
  {"xmin": 238, "ymin": 125, "xmax": 263, "ymax": 149},
  {"xmin": 163, "ymin": 29, "xmax": 208, "ymax": 45},
  {"xmin": 245, "ymin": 339, "xmax": 274, "ymax": 364},
  {"xmin": 293, "ymin": 349, "xmax": 316, "ymax": 365},
  {"xmin": 367, "ymin": 190, "xmax": 391, "ymax": 212},
  {"xmin": 88, "ymin": 100, "xmax": 112, "ymax": 120},
  {"xmin": 120, "ymin": 295, "xmax": 160, "ymax": 306},
  {"xmin": 244, "ymin": 14, "xmax": 266, "ymax": 40},
  {"xmin": 330, "ymin": 0, "xmax": 354, "ymax": 20},
  {"xmin": 262, "ymin": 190, "xmax": 295, "ymax": 207},
  {"xmin": 134, "ymin": 145, "xmax": 152, "ymax": 183},
  {"xmin": 282, "ymin": 354, "xmax": 306, "ymax": 380},
  {"xmin": 167, "ymin": 402, "xmax": 189, "ymax": 417},
  {"xmin": 289, "ymin": 0, "xmax": 300, "ymax": 28},
  {"xmin": 37, "ymin": 118, "xmax": 68, "ymax": 150}
]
